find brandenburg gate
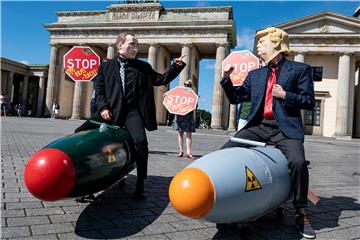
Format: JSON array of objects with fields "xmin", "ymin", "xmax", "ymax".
[{"xmin": 44, "ymin": 2, "xmax": 237, "ymax": 129}]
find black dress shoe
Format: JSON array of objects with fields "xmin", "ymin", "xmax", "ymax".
[{"xmin": 75, "ymin": 194, "xmax": 95, "ymax": 203}]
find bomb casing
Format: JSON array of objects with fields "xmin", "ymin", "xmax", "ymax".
[
  {"xmin": 24, "ymin": 123, "xmax": 136, "ymax": 201},
  {"xmin": 169, "ymin": 146, "xmax": 292, "ymax": 223}
]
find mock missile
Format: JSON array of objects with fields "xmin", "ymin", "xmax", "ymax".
[
  {"xmin": 169, "ymin": 138, "xmax": 291, "ymax": 223},
  {"xmin": 24, "ymin": 122, "xmax": 136, "ymax": 201}
]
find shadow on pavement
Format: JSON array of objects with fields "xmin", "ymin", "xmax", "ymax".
[
  {"xmin": 212, "ymin": 196, "xmax": 360, "ymax": 240},
  {"xmin": 75, "ymin": 174, "xmax": 171, "ymax": 239},
  {"xmin": 149, "ymin": 150, "xmax": 203, "ymax": 158}
]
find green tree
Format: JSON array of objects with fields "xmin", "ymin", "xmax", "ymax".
[
  {"xmin": 196, "ymin": 109, "xmax": 211, "ymax": 128},
  {"xmin": 240, "ymin": 102, "xmax": 251, "ymax": 120}
]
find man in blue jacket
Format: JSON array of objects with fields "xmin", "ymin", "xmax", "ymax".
[{"xmin": 221, "ymin": 27, "xmax": 316, "ymax": 239}]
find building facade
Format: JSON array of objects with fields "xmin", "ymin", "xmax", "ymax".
[
  {"xmin": 0, "ymin": 58, "xmax": 48, "ymax": 117},
  {"xmin": 43, "ymin": 3, "xmax": 236, "ymax": 129},
  {"xmin": 270, "ymin": 11, "xmax": 360, "ymax": 138},
  {"xmin": 1, "ymin": 4, "xmax": 359, "ymax": 138}
]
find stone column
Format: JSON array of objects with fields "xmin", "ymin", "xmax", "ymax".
[
  {"xmin": 355, "ymin": 64, "xmax": 360, "ymax": 137},
  {"xmin": 228, "ymin": 104, "xmax": 237, "ymax": 130},
  {"xmin": 107, "ymin": 44, "xmax": 115, "ymax": 59},
  {"xmin": 36, "ymin": 76, "xmax": 46, "ymax": 117},
  {"xmin": 7, "ymin": 71, "xmax": 14, "ymax": 103},
  {"xmin": 148, "ymin": 44, "xmax": 159, "ymax": 70},
  {"xmin": 21, "ymin": 75, "xmax": 29, "ymax": 115},
  {"xmin": 45, "ymin": 45, "xmax": 58, "ymax": 116},
  {"xmin": 148, "ymin": 44, "xmax": 167, "ymax": 124},
  {"xmin": 335, "ymin": 53, "xmax": 351, "ymax": 138},
  {"xmin": 211, "ymin": 44, "xmax": 227, "ymax": 129},
  {"xmin": 179, "ymin": 44, "xmax": 192, "ymax": 86},
  {"xmin": 71, "ymin": 81, "xmax": 84, "ymax": 119},
  {"xmin": 294, "ymin": 52, "xmax": 305, "ymax": 63}
]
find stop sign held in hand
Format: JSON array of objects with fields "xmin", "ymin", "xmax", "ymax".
[
  {"xmin": 64, "ymin": 46, "xmax": 100, "ymax": 82},
  {"xmin": 163, "ymin": 86, "xmax": 198, "ymax": 116},
  {"xmin": 222, "ymin": 50, "xmax": 259, "ymax": 86}
]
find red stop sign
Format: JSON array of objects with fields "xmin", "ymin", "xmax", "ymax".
[
  {"xmin": 222, "ymin": 50, "xmax": 259, "ymax": 86},
  {"xmin": 163, "ymin": 86, "xmax": 199, "ymax": 115},
  {"xmin": 64, "ymin": 46, "xmax": 100, "ymax": 81}
]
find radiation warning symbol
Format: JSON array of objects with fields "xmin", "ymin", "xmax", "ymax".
[{"xmin": 245, "ymin": 166, "xmax": 262, "ymax": 192}]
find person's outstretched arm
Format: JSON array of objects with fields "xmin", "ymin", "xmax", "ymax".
[{"xmin": 149, "ymin": 55, "xmax": 186, "ymax": 86}]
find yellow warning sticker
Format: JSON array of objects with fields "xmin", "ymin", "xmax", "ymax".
[{"xmin": 245, "ymin": 166, "xmax": 262, "ymax": 192}]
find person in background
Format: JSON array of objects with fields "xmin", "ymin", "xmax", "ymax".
[
  {"xmin": 51, "ymin": 102, "xmax": 56, "ymax": 119},
  {"xmin": 54, "ymin": 103, "xmax": 60, "ymax": 119},
  {"xmin": 0, "ymin": 93, "xmax": 8, "ymax": 117},
  {"xmin": 15, "ymin": 104, "xmax": 22, "ymax": 117},
  {"xmin": 172, "ymin": 80, "xmax": 197, "ymax": 160}
]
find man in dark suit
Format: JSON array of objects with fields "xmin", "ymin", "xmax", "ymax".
[
  {"xmin": 221, "ymin": 27, "xmax": 316, "ymax": 239},
  {"xmin": 95, "ymin": 32, "xmax": 185, "ymax": 200}
]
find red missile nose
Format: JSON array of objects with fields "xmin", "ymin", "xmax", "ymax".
[{"xmin": 24, "ymin": 148, "xmax": 76, "ymax": 201}]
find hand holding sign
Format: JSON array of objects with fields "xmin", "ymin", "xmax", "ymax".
[
  {"xmin": 223, "ymin": 66, "xmax": 234, "ymax": 79},
  {"xmin": 222, "ymin": 50, "xmax": 259, "ymax": 86}
]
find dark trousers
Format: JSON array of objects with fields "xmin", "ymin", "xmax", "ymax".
[
  {"xmin": 123, "ymin": 111, "xmax": 148, "ymax": 180},
  {"xmin": 90, "ymin": 99, "xmax": 97, "ymax": 118},
  {"xmin": 221, "ymin": 119, "xmax": 309, "ymax": 208}
]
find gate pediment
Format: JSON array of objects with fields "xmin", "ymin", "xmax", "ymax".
[{"xmin": 275, "ymin": 11, "xmax": 360, "ymax": 34}]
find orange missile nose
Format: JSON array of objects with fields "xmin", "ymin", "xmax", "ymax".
[
  {"xmin": 24, "ymin": 148, "xmax": 76, "ymax": 201},
  {"xmin": 169, "ymin": 167, "xmax": 215, "ymax": 219}
]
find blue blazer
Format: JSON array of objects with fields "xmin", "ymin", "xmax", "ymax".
[{"xmin": 221, "ymin": 58, "xmax": 315, "ymax": 141}]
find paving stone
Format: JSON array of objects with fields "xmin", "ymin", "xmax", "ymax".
[
  {"xmin": 128, "ymin": 234, "xmax": 169, "ymax": 240},
  {"xmin": 169, "ymin": 220, "xmax": 206, "ymax": 231},
  {"xmin": 339, "ymin": 216, "xmax": 360, "ymax": 226},
  {"xmin": 58, "ymin": 231, "xmax": 104, "ymax": 239},
  {"xmin": 6, "ymin": 201, "xmax": 43, "ymax": 210},
  {"xmin": 31, "ymin": 223, "xmax": 74, "ymax": 235},
  {"xmin": 101, "ymin": 226, "xmax": 144, "ymax": 238},
  {"xmin": 121, "ymin": 208, "xmax": 155, "ymax": 218},
  {"xmin": 316, "ymin": 226, "xmax": 360, "ymax": 239},
  {"xmin": 25, "ymin": 207, "xmax": 64, "ymax": 216},
  {"xmin": 165, "ymin": 230, "xmax": 208, "ymax": 240},
  {"xmin": 75, "ymin": 219, "xmax": 117, "ymax": 231},
  {"xmin": 6, "ymin": 216, "xmax": 50, "ymax": 227},
  {"xmin": 50, "ymin": 213, "xmax": 80, "ymax": 223},
  {"xmin": 1, "ymin": 226, "xmax": 31, "ymax": 238},
  {"xmin": 142, "ymin": 223, "xmax": 177, "ymax": 235},
  {"xmin": 145, "ymin": 214, "xmax": 179, "ymax": 224},
  {"xmin": 1, "ymin": 187, "xmax": 20, "ymax": 193},
  {"xmin": 20, "ymin": 234, "xmax": 58, "ymax": 240},
  {"xmin": 1, "ymin": 209, "xmax": 25, "ymax": 217}
]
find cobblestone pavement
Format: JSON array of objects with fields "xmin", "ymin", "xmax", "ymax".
[{"xmin": 1, "ymin": 117, "xmax": 359, "ymax": 240}]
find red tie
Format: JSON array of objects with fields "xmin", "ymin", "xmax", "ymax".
[{"xmin": 263, "ymin": 67, "xmax": 278, "ymax": 119}]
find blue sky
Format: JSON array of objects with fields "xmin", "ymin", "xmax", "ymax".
[{"xmin": 1, "ymin": 1, "xmax": 359, "ymax": 111}]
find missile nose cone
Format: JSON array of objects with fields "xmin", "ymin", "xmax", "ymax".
[
  {"xmin": 169, "ymin": 167, "xmax": 215, "ymax": 219},
  {"xmin": 24, "ymin": 148, "xmax": 76, "ymax": 201}
]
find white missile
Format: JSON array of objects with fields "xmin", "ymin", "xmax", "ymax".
[{"xmin": 169, "ymin": 138, "xmax": 291, "ymax": 223}]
